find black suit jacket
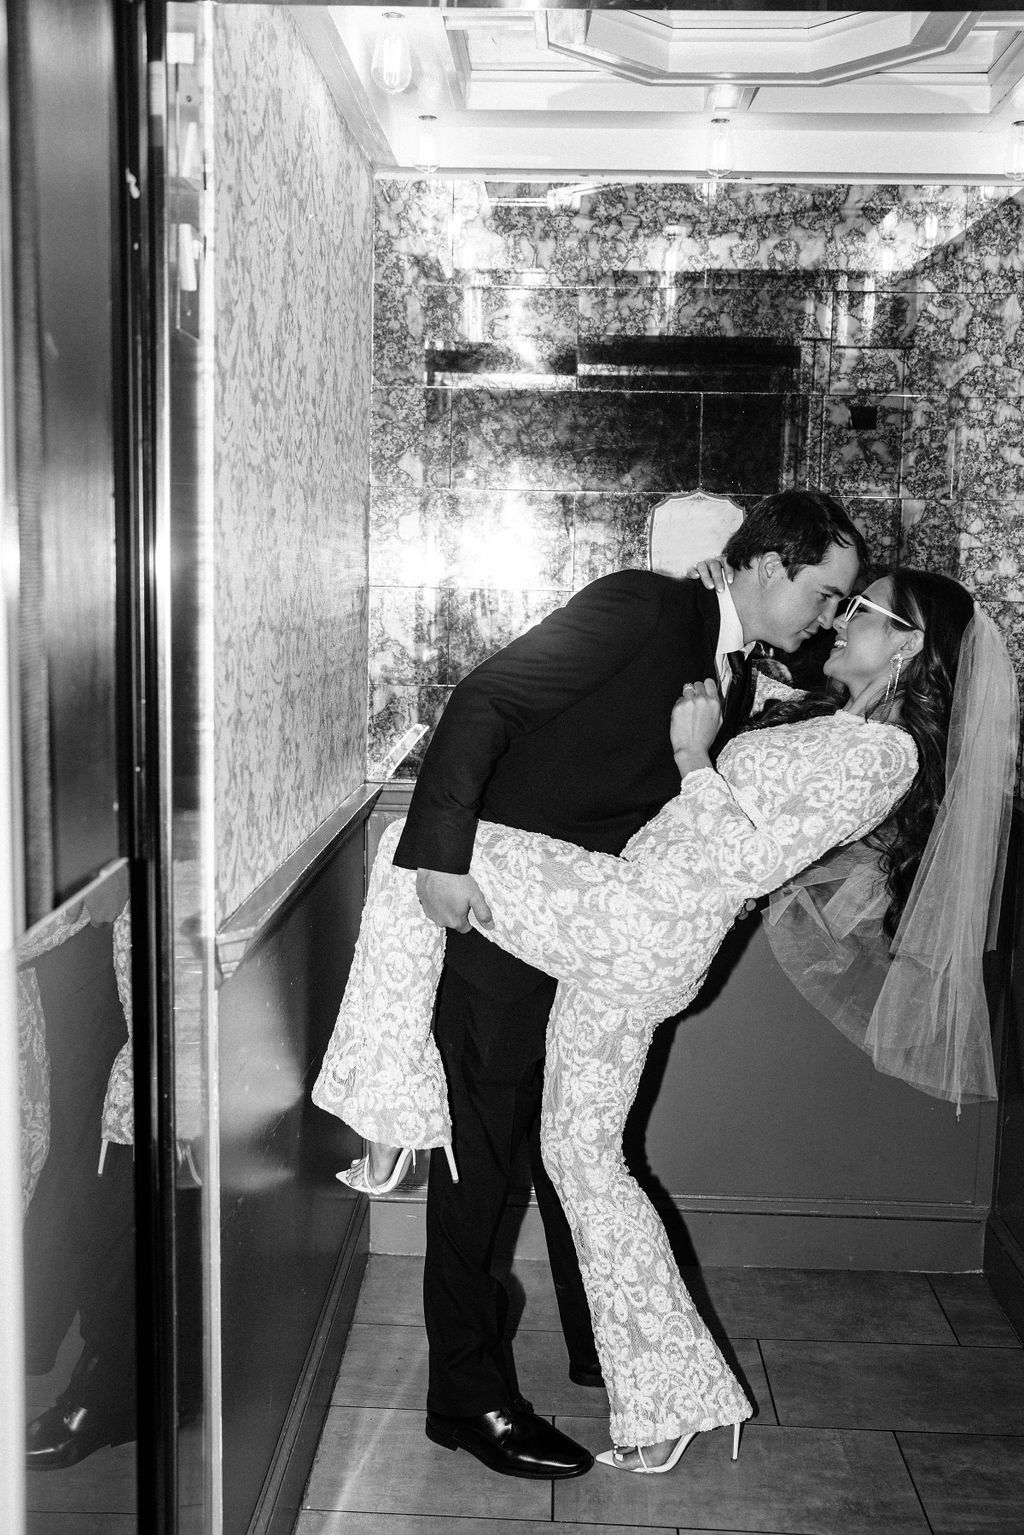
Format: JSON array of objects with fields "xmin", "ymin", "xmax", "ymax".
[{"xmin": 393, "ymin": 571, "xmax": 754, "ymax": 1000}]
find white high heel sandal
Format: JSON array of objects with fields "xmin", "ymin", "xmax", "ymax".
[
  {"xmin": 336, "ymin": 1142, "xmax": 459, "ymax": 1195},
  {"xmin": 596, "ymin": 1421, "xmax": 741, "ymax": 1474}
]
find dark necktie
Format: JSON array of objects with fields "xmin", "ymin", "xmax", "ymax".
[
  {"xmin": 722, "ymin": 650, "xmax": 750, "ymax": 734},
  {"xmin": 727, "ymin": 650, "xmax": 747, "ymax": 689}
]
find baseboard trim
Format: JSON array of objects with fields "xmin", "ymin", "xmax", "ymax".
[
  {"xmin": 247, "ymin": 1204, "xmax": 369, "ymax": 1535},
  {"xmin": 372, "ymin": 1189, "xmax": 987, "ymax": 1271}
]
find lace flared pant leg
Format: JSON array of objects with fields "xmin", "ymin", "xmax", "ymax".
[
  {"xmin": 311, "ymin": 820, "xmax": 451, "ymax": 1149},
  {"xmin": 540, "ymin": 984, "xmax": 752, "ymax": 1448}
]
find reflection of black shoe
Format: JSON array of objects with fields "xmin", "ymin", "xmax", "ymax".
[
  {"xmin": 425, "ymin": 1407, "xmax": 593, "ymax": 1479},
  {"xmin": 568, "ymin": 1355, "xmax": 605, "ymax": 1388},
  {"xmin": 26, "ymin": 1403, "xmax": 134, "ymax": 1470}
]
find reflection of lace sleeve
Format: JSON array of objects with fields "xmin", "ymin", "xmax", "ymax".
[{"xmin": 650, "ymin": 719, "xmax": 917, "ymax": 902}]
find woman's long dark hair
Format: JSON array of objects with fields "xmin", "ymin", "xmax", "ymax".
[{"xmin": 748, "ymin": 568, "xmax": 975, "ymax": 939}]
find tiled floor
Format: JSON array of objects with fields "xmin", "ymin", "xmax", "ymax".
[{"xmin": 295, "ymin": 1254, "xmax": 1024, "ymax": 1535}]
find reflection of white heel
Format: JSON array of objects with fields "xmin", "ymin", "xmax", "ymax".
[
  {"xmin": 441, "ymin": 1143, "xmax": 459, "ymax": 1183},
  {"xmin": 732, "ymin": 1421, "xmax": 741, "ymax": 1460}
]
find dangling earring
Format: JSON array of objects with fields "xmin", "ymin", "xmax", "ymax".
[{"xmin": 882, "ymin": 650, "xmax": 904, "ymax": 715}]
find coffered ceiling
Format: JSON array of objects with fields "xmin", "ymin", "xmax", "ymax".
[{"xmin": 291, "ymin": 6, "xmax": 1024, "ymax": 181}]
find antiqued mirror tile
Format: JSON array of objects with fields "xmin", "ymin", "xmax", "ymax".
[
  {"xmin": 446, "ymin": 491, "xmax": 573, "ymax": 588},
  {"xmin": 986, "ymin": 601, "xmax": 1024, "ymax": 722},
  {"xmin": 368, "ymin": 587, "xmax": 447, "ymax": 688},
  {"xmin": 448, "ymin": 588, "xmax": 569, "ymax": 681},
  {"xmin": 898, "ymin": 397, "xmax": 955, "ymax": 500},
  {"xmin": 578, "ymin": 273, "xmax": 831, "ymax": 342},
  {"xmin": 371, "ymin": 385, "xmax": 451, "ymax": 489},
  {"xmin": 453, "ymin": 201, "xmax": 586, "ymax": 284},
  {"xmin": 429, "ymin": 280, "xmax": 577, "ymax": 348},
  {"xmin": 578, "ymin": 337, "xmax": 799, "ymax": 394},
  {"xmin": 572, "ymin": 491, "xmax": 663, "ymax": 584},
  {"xmin": 372, "ymin": 488, "xmax": 573, "ymax": 590},
  {"xmin": 367, "ymin": 683, "xmax": 452, "ymax": 780},
  {"xmin": 578, "ymin": 280, "xmax": 669, "ymax": 340},
  {"xmin": 902, "ymin": 293, "xmax": 974, "ymax": 393},
  {"xmin": 900, "ymin": 501, "xmax": 959, "ymax": 576},
  {"xmin": 821, "ymin": 396, "xmax": 905, "ymax": 496},
  {"xmin": 954, "ymin": 504, "xmax": 1024, "ymax": 602},
  {"xmin": 374, "ymin": 178, "xmax": 453, "ymax": 286},
  {"xmin": 373, "ymin": 281, "xmax": 427, "ymax": 385},
  {"xmin": 449, "ymin": 389, "xmax": 700, "ymax": 493},
  {"xmin": 701, "ymin": 393, "xmax": 787, "ymax": 496},
  {"xmin": 706, "ymin": 181, "xmax": 851, "ymax": 234},
  {"xmin": 370, "ymin": 487, "xmax": 435, "ymax": 587},
  {"xmin": 781, "ymin": 394, "xmax": 813, "ymax": 489},
  {"xmin": 846, "ymin": 497, "xmax": 901, "ymax": 571},
  {"xmin": 955, "ymin": 397, "xmax": 1024, "ymax": 500},
  {"xmin": 963, "ymin": 187, "xmax": 1024, "ymax": 278},
  {"xmin": 705, "ymin": 221, "xmax": 824, "ymax": 274},
  {"xmin": 834, "ymin": 288, "xmax": 913, "ymax": 348},
  {"xmin": 829, "ymin": 346, "xmax": 905, "ymax": 397}
]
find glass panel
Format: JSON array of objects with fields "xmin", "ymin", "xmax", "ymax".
[{"xmin": 165, "ymin": 7, "xmax": 217, "ymax": 1532}]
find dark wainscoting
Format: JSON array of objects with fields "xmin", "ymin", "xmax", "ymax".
[
  {"xmin": 986, "ymin": 804, "xmax": 1024, "ymax": 1341},
  {"xmin": 217, "ymin": 805, "xmax": 373, "ymax": 1535}
]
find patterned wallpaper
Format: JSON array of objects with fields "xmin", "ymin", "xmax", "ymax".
[
  {"xmin": 213, "ymin": 7, "xmax": 373, "ymax": 923},
  {"xmin": 368, "ymin": 179, "xmax": 1024, "ymax": 776}
]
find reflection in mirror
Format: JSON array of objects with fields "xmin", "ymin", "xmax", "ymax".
[
  {"xmin": 20, "ymin": 864, "xmax": 137, "ymax": 1519},
  {"xmin": 166, "ymin": 5, "xmax": 216, "ymax": 1531}
]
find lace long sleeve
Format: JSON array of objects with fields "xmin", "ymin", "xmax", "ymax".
[{"xmin": 639, "ymin": 716, "xmax": 918, "ymax": 903}]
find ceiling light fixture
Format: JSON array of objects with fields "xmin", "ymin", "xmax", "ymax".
[
  {"xmin": 370, "ymin": 12, "xmax": 413, "ymax": 95},
  {"xmin": 1005, "ymin": 120, "xmax": 1024, "ymax": 183},
  {"xmin": 706, "ymin": 118, "xmax": 735, "ymax": 181}
]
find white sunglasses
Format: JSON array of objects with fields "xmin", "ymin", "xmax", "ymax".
[{"xmin": 839, "ymin": 593, "xmax": 921, "ymax": 631}]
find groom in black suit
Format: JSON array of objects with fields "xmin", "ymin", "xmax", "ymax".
[{"xmin": 393, "ymin": 489, "xmax": 866, "ymax": 1479}]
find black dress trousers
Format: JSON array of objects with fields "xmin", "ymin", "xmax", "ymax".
[{"xmin": 423, "ymin": 964, "xmax": 596, "ymax": 1415}]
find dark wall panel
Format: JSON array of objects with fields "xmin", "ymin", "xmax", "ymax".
[
  {"xmin": 217, "ymin": 820, "xmax": 368, "ymax": 1535},
  {"xmin": 987, "ymin": 810, "xmax": 1024, "ymax": 1331},
  {"xmin": 28, "ymin": 0, "xmax": 119, "ymax": 900}
]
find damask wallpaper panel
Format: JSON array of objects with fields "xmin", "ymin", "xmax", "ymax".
[{"xmin": 214, "ymin": 6, "xmax": 373, "ymax": 923}]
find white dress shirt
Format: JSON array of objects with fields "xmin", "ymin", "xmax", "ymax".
[{"xmin": 715, "ymin": 583, "xmax": 754, "ymax": 696}]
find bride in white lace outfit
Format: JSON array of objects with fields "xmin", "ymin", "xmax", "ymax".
[{"xmin": 314, "ymin": 570, "xmax": 1015, "ymax": 1472}]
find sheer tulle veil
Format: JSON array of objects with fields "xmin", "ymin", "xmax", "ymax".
[{"xmin": 765, "ymin": 603, "xmax": 1019, "ymax": 1112}]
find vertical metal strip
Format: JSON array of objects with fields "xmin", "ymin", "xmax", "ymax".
[
  {"xmin": 6, "ymin": 0, "xmax": 50, "ymax": 923},
  {"xmin": 193, "ymin": 5, "xmax": 222, "ymax": 1529},
  {"xmin": 0, "ymin": 0, "xmax": 26, "ymax": 1526},
  {"xmin": 139, "ymin": 5, "xmax": 181, "ymax": 1531}
]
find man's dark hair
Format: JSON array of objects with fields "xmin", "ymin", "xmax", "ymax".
[{"xmin": 723, "ymin": 489, "xmax": 868, "ymax": 576}]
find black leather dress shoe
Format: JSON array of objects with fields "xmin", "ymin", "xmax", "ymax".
[
  {"xmin": 425, "ymin": 1406, "xmax": 593, "ymax": 1479},
  {"xmin": 26, "ymin": 1403, "xmax": 134, "ymax": 1470},
  {"xmin": 568, "ymin": 1355, "xmax": 605, "ymax": 1389}
]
